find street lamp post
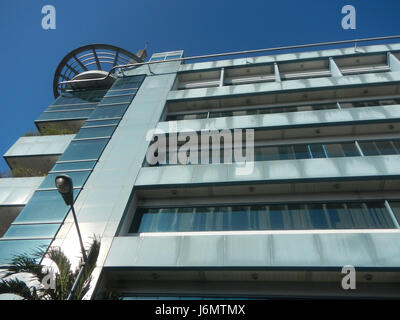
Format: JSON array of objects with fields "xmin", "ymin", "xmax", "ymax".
[{"xmin": 55, "ymin": 174, "xmax": 87, "ymax": 263}]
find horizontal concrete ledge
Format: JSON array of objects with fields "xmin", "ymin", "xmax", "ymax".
[
  {"xmin": 156, "ymin": 105, "xmax": 400, "ymax": 134},
  {"xmin": 179, "ymin": 43, "xmax": 400, "ymax": 72},
  {"xmin": 0, "ymin": 177, "xmax": 45, "ymax": 206},
  {"xmin": 167, "ymin": 72, "xmax": 400, "ymax": 102},
  {"xmin": 4, "ymin": 134, "xmax": 74, "ymax": 158},
  {"xmin": 135, "ymin": 155, "xmax": 400, "ymax": 188},
  {"xmin": 105, "ymin": 232, "xmax": 400, "ymax": 268}
]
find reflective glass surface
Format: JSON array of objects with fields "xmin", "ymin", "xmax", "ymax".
[
  {"xmin": 74, "ymin": 125, "xmax": 117, "ymax": 139},
  {"xmin": 145, "ymin": 141, "xmax": 365, "ymax": 166},
  {"xmin": 46, "ymin": 105, "xmax": 96, "ymax": 111},
  {"xmin": 3, "ymin": 224, "xmax": 61, "ymax": 239},
  {"xmin": 88, "ymin": 105, "xmax": 129, "ymax": 120},
  {"xmin": 105, "ymin": 89, "xmax": 138, "ymax": 96},
  {"xmin": 36, "ymin": 109, "xmax": 94, "ymax": 121},
  {"xmin": 58, "ymin": 139, "xmax": 109, "ymax": 161},
  {"xmin": 83, "ymin": 119, "xmax": 120, "ymax": 127},
  {"xmin": 52, "ymin": 161, "xmax": 96, "ymax": 172},
  {"xmin": 0, "ymin": 239, "xmax": 51, "ymax": 265},
  {"xmin": 13, "ymin": 189, "xmax": 80, "ymax": 223},
  {"xmin": 39, "ymin": 171, "xmax": 91, "ymax": 189},
  {"xmin": 359, "ymin": 140, "xmax": 400, "ymax": 156},
  {"xmin": 99, "ymin": 95, "xmax": 134, "ymax": 105},
  {"xmin": 132, "ymin": 202, "xmax": 394, "ymax": 233}
]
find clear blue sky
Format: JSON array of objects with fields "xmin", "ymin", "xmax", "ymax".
[{"xmin": 0, "ymin": 0, "xmax": 399, "ymax": 172}]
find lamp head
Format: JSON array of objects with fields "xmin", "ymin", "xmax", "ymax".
[{"xmin": 55, "ymin": 174, "xmax": 74, "ymax": 206}]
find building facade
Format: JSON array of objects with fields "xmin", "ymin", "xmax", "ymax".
[{"xmin": 1, "ymin": 40, "xmax": 400, "ymax": 299}]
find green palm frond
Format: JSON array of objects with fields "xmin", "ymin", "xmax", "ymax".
[
  {"xmin": 70, "ymin": 237, "xmax": 100, "ymax": 300},
  {"xmin": 3, "ymin": 246, "xmax": 48, "ymax": 280},
  {"xmin": 0, "ymin": 278, "xmax": 39, "ymax": 300},
  {"xmin": 45, "ymin": 247, "xmax": 74, "ymax": 299},
  {"xmin": 0, "ymin": 237, "xmax": 101, "ymax": 300}
]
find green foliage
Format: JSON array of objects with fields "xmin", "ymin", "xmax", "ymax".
[
  {"xmin": 0, "ymin": 238, "xmax": 100, "ymax": 300},
  {"xmin": 22, "ymin": 130, "xmax": 41, "ymax": 137},
  {"xmin": 40, "ymin": 124, "xmax": 76, "ymax": 136},
  {"xmin": 11, "ymin": 166, "xmax": 47, "ymax": 177},
  {"xmin": 0, "ymin": 278, "xmax": 40, "ymax": 300},
  {"xmin": 22, "ymin": 125, "xmax": 76, "ymax": 137}
]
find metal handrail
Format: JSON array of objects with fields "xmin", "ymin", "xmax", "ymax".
[{"xmin": 58, "ymin": 35, "xmax": 400, "ymax": 89}]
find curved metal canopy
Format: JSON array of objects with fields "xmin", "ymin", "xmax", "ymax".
[{"xmin": 53, "ymin": 44, "xmax": 142, "ymax": 98}]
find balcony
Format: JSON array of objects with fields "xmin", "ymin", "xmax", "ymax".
[
  {"xmin": 0, "ymin": 177, "xmax": 44, "ymax": 237},
  {"xmin": 4, "ymin": 134, "xmax": 74, "ymax": 175}
]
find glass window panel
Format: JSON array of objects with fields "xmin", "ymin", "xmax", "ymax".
[
  {"xmin": 150, "ymin": 56, "xmax": 165, "ymax": 61},
  {"xmin": 230, "ymin": 206, "xmax": 251, "ymax": 230},
  {"xmin": 358, "ymin": 141, "xmax": 379, "ymax": 156},
  {"xmin": 53, "ymin": 96, "xmax": 81, "ymax": 105},
  {"xmin": 250, "ymin": 205, "xmax": 268, "ymax": 229},
  {"xmin": 307, "ymin": 204, "xmax": 329, "ymax": 229},
  {"xmin": 135, "ymin": 208, "xmax": 156, "ymax": 233},
  {"xmin": 88, "ymin": 105, "xmax": 129, "ymax": 120},
  {"xmin": 297, "ymin": 105, "xmax": 313, "ymax": 112},
  {"xmin": 313, "ymin": 103, "xmax": 337, "ymax": 111},
  {"xmin": 257, "ymin": 107, "xmax": 272, "ymax": 115},
  {"xmin": 342, "ymin": 142, "xmax": 360, "ymax": 156},
  {"xmin": 231, "ymin": 110, "xmax": 247, "ymax": 117},
  {"xmin": 346, "ymin": 202, "xmax": 393, "ymax": 229},
  {"xmin": 365, "ymin": 202, "xmax": 394, "ymax": 228},
  {"xmin": 36, "ymin": 109, "xmax": 93, "ymax": 121},
  {"xmin": 389, "ymin": 201, "xmax": 400, "ymax": 225},
  {"xmin": 309, "ymin": 144, "xmax": 326, "ymax": 158},
  {"xmin": 52, "ymin": 90, "xmax": 106, "ymax": 105},
  {"xmin": 105, "ymin": 89, "xmax": 138, "ymax": 96},
  {"xmin": 3, "ymin": 224, "xmax": 60, "ymax": 239},
  {"xmin": 326, "ymin": 203, "xmax": 354, "ymax": 229},
  {"xmin": 83, "ymin": 119, "xmax": 120, "ymax": 127},
  {"xmin": 254, "ymin": 147, "xmax": 263, "ymax": 161},
  {"xmin": 378, "ymin": 99, "xmax": 397, "ymax": 106},
  {"xmin": 99, "ymin": 95, "xmax": 133, "ymax": 105},
  {"xmin": 39, "ymin": 171, "xmax": 91, "ymax": 189},
  {"xmin": 0, "ymin": 239, "xmax": 51, "ymax": 265},
  {"xmin": 346, "ymin": 203, "xmax": 368, "ymax": 228},
  {"xmin": 325, "ymin": 143, "xmax": 346, "ymax": 158},
  {"xmin": 257, "ymin": 146, "xmax": 280, "ymax": 161},
  {"xmin": 339, "ymin": 102, "xmax": 353, "ymax": 109},
  {"xmin": 278, "ymin": 146, "xmax": 295, "ymax": 160},
  {"xmin": 287, "ymin": 204, "xmax": 311, "ymax": 229},
  {"xmin": 133, "ymin": 202, "xmax": 395, "ymax": 233},
  {"xmin": 74, "ymin": 125, "xmax": 116, "ymax": 139},
  {"xmin": 166, "ymin": 55, "xmax": 182, "ymax": 60},
  {"xmin": 270, "ymin": 106, "xmax": 287, "ymax": 114},
  {"xmin": 267, "ymin": 205, "xmax": 285, "ymax": 230},
  {"xmin": 57, "ymin": 139, "xmax": 109, "ymax": 161},
  {"xmin": 375, "ymin": 140, "xmax": 396, "ymax": 155},
  {"xmin": 175, "ymin": 207, "xmax": 196, "ymax": 232},
  {"xmin": 293, "ymin": 144, "xmax": 311, "ymax": 159},
  {"xmin": 47, "ymin": 104, "xmax": 96, "ymax": 111},
  {"xmin": 392, "ymin": 140, "xmax": 400, "ymax": 153},
  {"xmin": 52, "ymin": 161, "xmax": 96, "ymax": 172},
  {"xmin": 194, "ymin": 207, "xmax": 216, "ymax": 231},
  {"xmin": 155, "ymin": 208, "xmax": 179, "ymax": 232},
  {"xmin": 13, "ymin": 189, "xmax": 80, "ymax": 223},
  {"xmin": 190, "ymin": 207, "xmax": 205, "ymax": 231},
  {"xmin": 175, "ymin": 113, "xmax": 207, "ymax": 120},
  {"xmin": 111, "ymin": 75, "xmax": 145, "ymax": 90}
]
